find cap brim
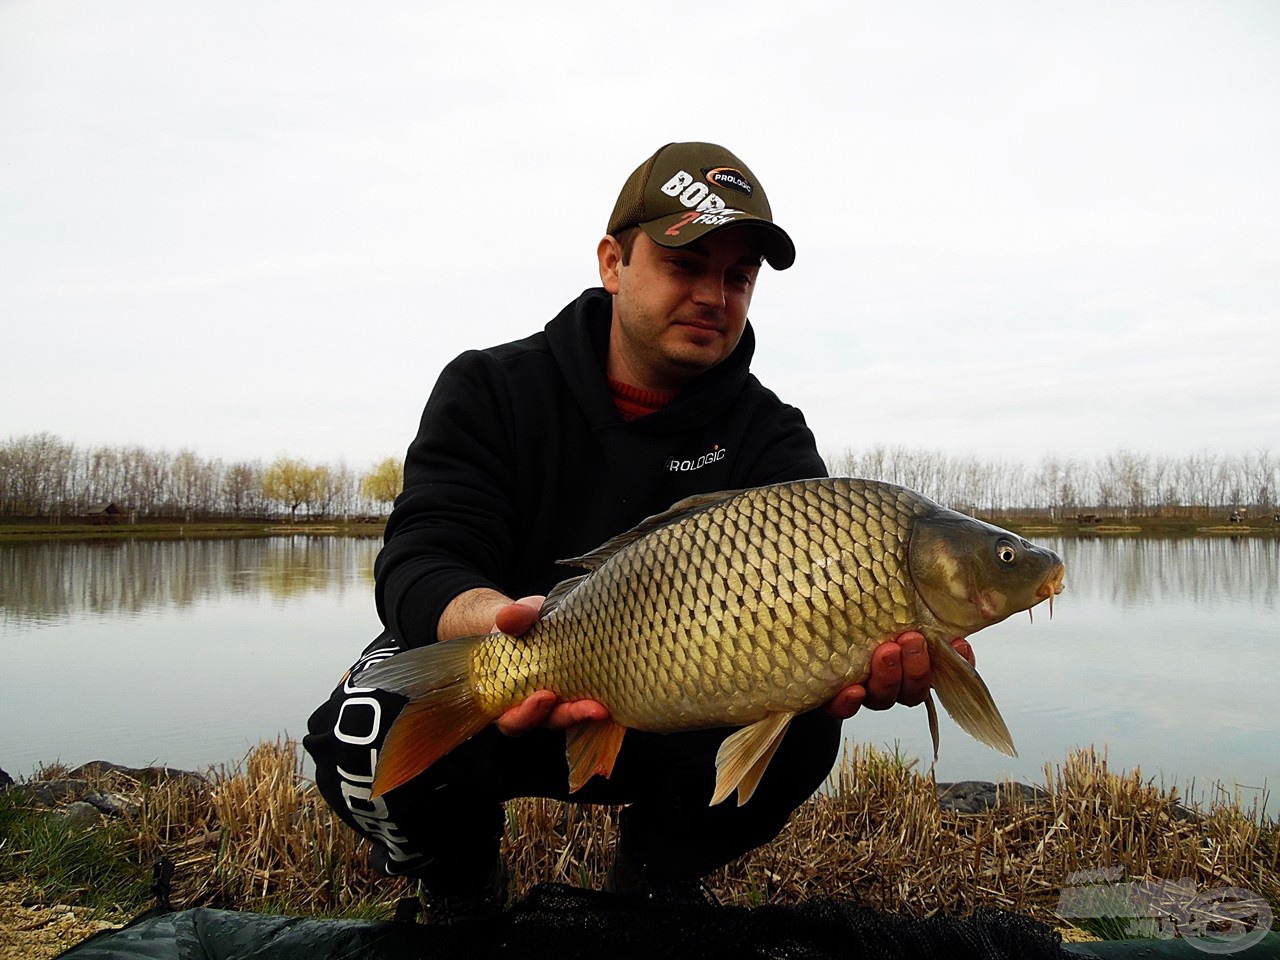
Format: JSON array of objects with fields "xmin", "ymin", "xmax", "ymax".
[{"xmin": 640, "ymin": 213, "xmax": 796, "ymax": 271}]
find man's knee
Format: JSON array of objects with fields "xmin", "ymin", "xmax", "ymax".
[{"xmin": 302, "ymin": 632, "xmax": 426, "ymax": 871}]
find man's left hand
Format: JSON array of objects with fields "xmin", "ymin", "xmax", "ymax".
[
  {"xmin": 824, "ymin": 632, "xmax": 974, "ymax": 720},
  {"xmin": 492, "ymin": 596, "xmax": 611, "ymax": 736}
]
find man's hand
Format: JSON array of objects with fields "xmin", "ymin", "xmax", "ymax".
[
  {"xmin": 824, "ymin": 632, "xmax": 974, "ymax": 720},
  {"xmin": 491, "ymin": 595, "xmax": 611, "ymax": 736}
]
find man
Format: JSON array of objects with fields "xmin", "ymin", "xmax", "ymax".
[{"xmin": 304, "ymin": 142, "xmax": 968, "ymax": 922}]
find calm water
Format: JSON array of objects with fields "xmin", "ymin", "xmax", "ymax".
[{"xmin": 1, "ymin": 535, "xmax": 1276, "ymax": 815}]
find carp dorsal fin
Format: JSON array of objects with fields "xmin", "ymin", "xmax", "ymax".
[
  {"xmin": 540, "ymin": 573, "xmax": 588, "ymax": 617},
  {"xmin": 558, "ymin": 488, "xmax": 749, "ymax": 571}
]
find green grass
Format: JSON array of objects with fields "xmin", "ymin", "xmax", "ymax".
[{"xmin": 0, "ymin": 788, "xmax": 152, "ymax": 916}]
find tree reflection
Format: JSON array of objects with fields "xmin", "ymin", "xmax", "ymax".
[
  {"xmin": 1044, "ymin": 537, "xmax": 1278, "ymax": 610},
  {"xmin": 0, "ymin": 537, "xmax": 380, "ymax": 621}
]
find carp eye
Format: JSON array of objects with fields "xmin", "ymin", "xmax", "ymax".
[{"xmin": 996, "ymin": 541, "xmax": 1018, "ymax": 564}]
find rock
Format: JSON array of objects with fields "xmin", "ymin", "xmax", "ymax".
[
  {"xmin": 12, "ymin": 779, "xmax": 89, "ymax": 807},
  {"xmin": 0, "ymin": 766, "xmax": 12, "ymax": 790},
  {"xmin": 55, "ymin": 801, "xmax": 103, "ymax": 830},
  {"xmin": 68, "ymin": 761, "xmax": 210, "ymax": 790},
  {"xmin": 936, "ymin": 780, "xmax": 1049, "ymax": 813},
  {"xmin": 84, "ymin": 790, "xmax": 142, "ymax": 819},
  {"xmin": 5, "ymin": 762, "xmax": 207, "ymax": 820}
]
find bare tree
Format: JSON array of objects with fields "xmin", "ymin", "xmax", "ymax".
[{"xmin": 222, "ymin": 460, "xmax": 263, "ymax": 518}]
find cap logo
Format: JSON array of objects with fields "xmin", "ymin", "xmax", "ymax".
[
  {"xmin": 660, "ymin": 170, "xmax": 728, "ymax": 215},
  {"xmin": 703, "ymin": 167, "xmax": 753, "ymax": 197},
  {"xmin": 663, "ymin": 208, "xmax": 746, "ymax": 236}
]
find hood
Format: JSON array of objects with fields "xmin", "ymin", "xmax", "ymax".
[{"xmin": 543, "ymin": 288, "xmax": 758, "ymax": 435}]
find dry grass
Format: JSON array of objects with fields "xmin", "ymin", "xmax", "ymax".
[
  {"xmin": 720, "ymin": 745, "xmax": 1278, "ymax": 921},
  {"xmin": 8, "ymin": 739, "xmax": 1276, "ymax": 932}
]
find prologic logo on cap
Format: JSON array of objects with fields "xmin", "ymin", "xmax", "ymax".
[{"xmin": 703, "ymin": 167, "xmax": 753, "ymax": 197}]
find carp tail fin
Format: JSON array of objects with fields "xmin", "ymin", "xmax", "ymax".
[{"xmin": 353, "ymin": 636, "xmax": 498, "ymax": 799}]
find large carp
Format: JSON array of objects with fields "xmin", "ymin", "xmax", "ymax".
[{"xmin": 357, "ymin": 478, "xmax": 1065, "ymax": 806}]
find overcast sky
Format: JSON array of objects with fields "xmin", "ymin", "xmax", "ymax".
[{"xmin": 2, "ymin": 0, "xmax": 1277, "ymax": 472}]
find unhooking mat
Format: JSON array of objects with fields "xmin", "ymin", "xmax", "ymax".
[{"xmin": 56, "ymin": 883, "xmax": 1280, "ymax": 960}]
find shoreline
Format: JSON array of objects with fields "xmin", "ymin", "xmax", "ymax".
[{"xmin": 2, "ymin": 742, "xmax": 1275, "ymax": 953}]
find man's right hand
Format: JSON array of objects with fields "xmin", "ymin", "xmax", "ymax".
[{"xmin": 490, "ymin": 595, "xmax": 611, "ymax": 736}]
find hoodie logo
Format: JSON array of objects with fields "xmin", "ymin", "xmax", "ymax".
[{"xmin": 666, "ymin": 444, "xmax": 727, "ymax": 472}]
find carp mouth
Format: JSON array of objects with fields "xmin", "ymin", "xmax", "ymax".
[{"xmin": 1034, "ymin": 563, "xmax": 1067, "ymax": 618}]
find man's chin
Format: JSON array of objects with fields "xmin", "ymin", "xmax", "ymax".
[{"xmin": 662, "ymin": 348, "xmax": 725, "ymax": 379}]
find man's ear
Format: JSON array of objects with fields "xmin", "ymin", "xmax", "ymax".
[{"xmin": 597, "ymin": 235, "xmax": 623, "ymax": 294}]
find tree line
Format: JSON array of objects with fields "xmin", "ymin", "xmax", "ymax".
[
  {"xmin": 1, "ymin": 433, "xmax": 1274, "ymax": 521},
  {"xmin": 826, "ymin": 446, "xmax": 1276, "ymax": 518},
  {"xmin": 0, "ymin": 433, "xmax": 403, "ymax": 521}
]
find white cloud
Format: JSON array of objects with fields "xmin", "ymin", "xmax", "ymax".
[{"xmin": 1, "ymin": 0, "xmax": 1277, "ymax": 464}]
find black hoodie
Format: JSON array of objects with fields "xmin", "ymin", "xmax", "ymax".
[{"xmin": 375, "ymin": 287, "xmax": 827, "ymax": 647}]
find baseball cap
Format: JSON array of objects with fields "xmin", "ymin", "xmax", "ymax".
[{"xmin": 606, "ymin": 142, "xmax": 796, "ymax": 270}]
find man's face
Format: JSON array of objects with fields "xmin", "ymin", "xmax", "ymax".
[{"xmin": 599, "ymin": 227, "xmax": 765, "ymax": 392}]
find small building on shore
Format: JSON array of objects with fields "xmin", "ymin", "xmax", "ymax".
[{"xmin": 84, "ymin": 502, "xmax": 125, "ymax": 525}]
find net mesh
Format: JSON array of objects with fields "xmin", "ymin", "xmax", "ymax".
[{"xmin": 59, "ymin": 881, "xmax": 1072, "ymax": 959}]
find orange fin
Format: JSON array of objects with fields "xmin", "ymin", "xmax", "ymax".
[
  {"xmin": 372, "ymin": 689, "xmax": 492, "ymax": 798},
  {"xmin": 928, "ymin": 636, "xmax": 1016, "ymax": 757},
  {"xmin": 712, "ymin": 712, "xmax": 795, "ymax": 807},
  {"xmin": 564, "ymin": 718, "xmax": 628, "ymax": 793},
  {"xmin": 357, "ymin": 636, "xmax": 499, "ymax": 799}
]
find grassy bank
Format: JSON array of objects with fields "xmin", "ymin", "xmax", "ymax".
[{"xmin": 2, "ymin": 741, "xmax": 1275, "ymax": 938}]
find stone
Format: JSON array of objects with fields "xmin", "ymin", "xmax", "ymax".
[{"xmin": 55, "ymin": 801, "xmax": 103, "ymax": 830}]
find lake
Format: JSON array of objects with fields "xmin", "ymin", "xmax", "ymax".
[{"xmin": 1, "ymin": 534, "xmax": 1276, "ymax": 817}]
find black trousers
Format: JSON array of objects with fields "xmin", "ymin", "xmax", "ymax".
[{"xmin": 303, "ymin": 631, "xmax": 843, "ymax": 895}]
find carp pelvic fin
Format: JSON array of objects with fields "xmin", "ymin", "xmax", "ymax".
[
  {"xmin": 928, "ymin": 637, "xmax": 1017, "ymax": 758},
  {"xmin": 565, "ymin": 718, "xmax": 628, "ymax": 793},
  {"xmin": 712, "ymin": 711, "xmax": 795, "ymax": 807},
  {"xmin": 354, "ymin": 637, "xmax": 498, "ymax": 799}
]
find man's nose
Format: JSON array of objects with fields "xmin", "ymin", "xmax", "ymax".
[{"xmin": 691, "ymin": 273, "xmax": 726, "ymax": 308}]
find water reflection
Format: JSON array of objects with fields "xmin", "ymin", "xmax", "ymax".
[
  {"xmin": 1047, "ymin": 537, "xmax": 1278, "ymax": 610},
  {"xmin": 0, "ymin": 536, "xmax": 379, "ymax": 623},
  {"xmin": 0, "ymin": 535, "xmax": 1275, "ymax": 813}
]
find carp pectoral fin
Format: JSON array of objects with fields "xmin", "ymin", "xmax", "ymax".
[
  {"xmin": 928, "ymin": 637, "xmax": 1017, "ymax": 757},
  {"xmin": 712, "ymin": 712, "xmax": 795, "ymax": 807},
  {"xmin": 565, "ymin": 718, "xmax": 628, "ymax": 793}
]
